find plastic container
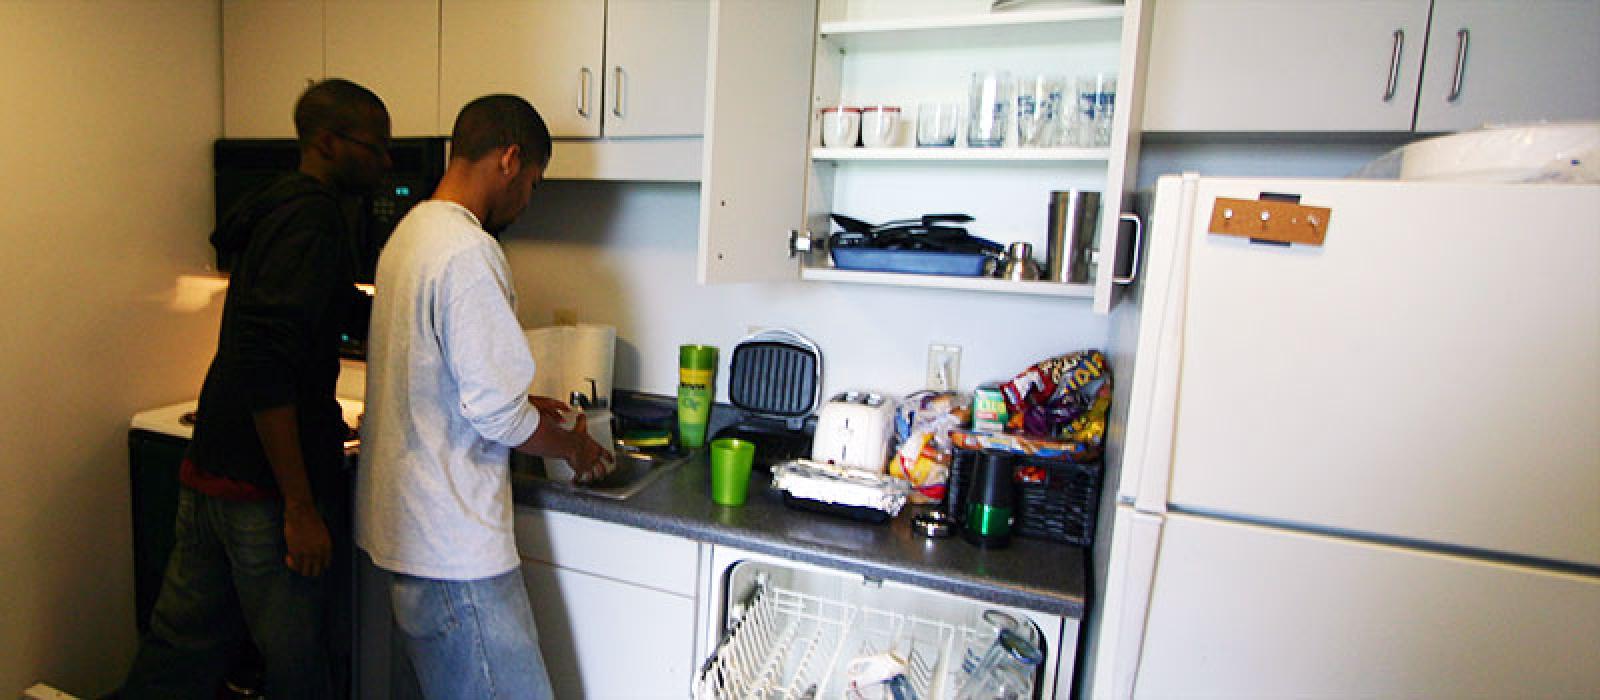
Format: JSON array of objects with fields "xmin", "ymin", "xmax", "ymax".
[{"xmin": 678, "ymin": 344, "xmax": 718, "ymax": 449}]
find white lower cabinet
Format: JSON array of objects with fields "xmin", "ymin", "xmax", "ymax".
[
  {"xmin": 520, "ymin": 559, "xmax": 698, "ymax": 698},
  {"xmin": 514, "ymin": 508, "xmax": 705, "ymax": 699}
]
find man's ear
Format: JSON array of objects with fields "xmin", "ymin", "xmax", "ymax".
[
  {"xmin": 311, "ymin": 130, "xmax": 339, "ymax": 160},
  {"xmin": 498, "ymin": 144, "xmax": 523, "ymax": 177}
]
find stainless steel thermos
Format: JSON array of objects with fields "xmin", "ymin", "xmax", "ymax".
[{"xmin": 963, "ymin": 450, "xmax": 1015, "ymax": 548}]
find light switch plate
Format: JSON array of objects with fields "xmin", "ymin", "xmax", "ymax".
[{"xmin": 926, "ymin": 344, "xmax": 961, "ymax": 390}]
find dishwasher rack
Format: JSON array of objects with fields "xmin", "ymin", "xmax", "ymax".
[{"xmin": 695, "ymin": 578, "xmax": 993, "ymax": 699}]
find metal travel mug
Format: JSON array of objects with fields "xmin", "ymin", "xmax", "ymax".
[
  {"xmin": 1045, "ymin": 190, "xmax": 1102, "ymax": 284},
  {"xmin": 963, "ymin": 450, "xmax": 1015, "ymax": 548}
]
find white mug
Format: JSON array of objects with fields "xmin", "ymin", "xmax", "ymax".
[
  {"xmin": 860, "ymin": 106, "xmax": 901, "ymax": 148},
  {"xmin": 820, "ymin": 106, "xmax": 862, "ymax": 148}
]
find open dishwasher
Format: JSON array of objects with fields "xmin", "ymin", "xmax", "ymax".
[{"xmin": 694, "ymin": 546, "xmax": 1074, "ymax": 699}]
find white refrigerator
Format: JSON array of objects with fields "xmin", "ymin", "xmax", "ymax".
[{"xmin": 1086, "ymin": 174, "xmax": 1600, "ymax": 698}]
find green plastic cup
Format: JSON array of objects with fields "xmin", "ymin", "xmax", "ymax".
[
  {"xmin": 709, "ymin": 437, "xmax": 756, "ymax": 506},
  {"xmin": 678, "ymin": 344, "xmax": 718, "ymax": 449}
]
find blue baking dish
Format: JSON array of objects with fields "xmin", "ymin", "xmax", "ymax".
[{"xmin": 830, "ymin": 248, "xmax": 990, "ymax": 276}]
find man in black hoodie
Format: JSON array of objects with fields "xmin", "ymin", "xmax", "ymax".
[{"xmin": 120, "ymin": 79, "xmax": 391, "ymax": 700}]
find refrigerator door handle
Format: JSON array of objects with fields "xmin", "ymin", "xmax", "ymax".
[{"xmin": 1114, "ymin": 213, "xmax": 1144, "ymax": 286}]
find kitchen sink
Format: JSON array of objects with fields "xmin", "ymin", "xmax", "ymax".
[{"xmin": 511, "ymin": 445, "xmax": 689, "ymax": 500}]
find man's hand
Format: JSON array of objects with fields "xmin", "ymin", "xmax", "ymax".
[
  {"xmin": 567, "ymin": 413, "xmax": 615, "ymax": 485},
  {"xmin": 517, "ymin": 395, "xmax": 614, "ymax": 484},
  {"xmin": 283, "ymin": 502, "xmax": 332, "ymax": 577}
]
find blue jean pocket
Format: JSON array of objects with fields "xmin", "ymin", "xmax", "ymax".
[{"xmin": 391, "ymin": 576, "xmax": 460, "ymax": 642}]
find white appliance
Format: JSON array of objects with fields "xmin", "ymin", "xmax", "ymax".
[
  {"xmin": 694, "ymin": 546, "xmax": 1074, "ymax": 699},
  {"xmin": 1086, "ymin": 174, "xmax": 1600, "ymax": 698},
  {"xmin": 810, "ymin": 391, "xmax": 897, "ymax": 470}
]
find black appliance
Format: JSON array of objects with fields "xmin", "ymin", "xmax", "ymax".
[
  {"xmin": 212, "ymin": 137, "xmax": 449, "ymax": 283},
  {"xmin": 711, "ymin": 329, "xmax": 822, "ymax": 470}
]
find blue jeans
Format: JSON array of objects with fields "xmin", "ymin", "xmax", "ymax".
[
  {"xmin": 389, "ymin": 567, "xmax": 555, "ymax": 700},
  {"xmin": 121, "ymin": 487, "xmax": 331, "ymax": 700}
]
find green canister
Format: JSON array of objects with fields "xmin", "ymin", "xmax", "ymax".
[
  {"xmin": 962, "ymin": 449, "xmax": 1015, "ymax": 548},
  {"xmin": 677, "ymin": 344, "xmax": 718, "ymax": 449},
  {"xmin": 972, "ymin": 383, "xmax": 1008, "ymax": 433}
]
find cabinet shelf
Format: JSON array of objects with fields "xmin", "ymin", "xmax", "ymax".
[
  {"xmin": 818, "ymin": 6, "xmax": 1124, "ymax": 36},
  {"xmin": 801, "ymin": 267, "xmax": 1095, "ymax": 298},
  {"xmin": 813, "ymin": 147, "xmax": 1110, "ymax": 162}
]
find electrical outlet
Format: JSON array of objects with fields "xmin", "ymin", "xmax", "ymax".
[{"xmin": 926, "ymin": 344, "xmax": 961, "ymax": 390}]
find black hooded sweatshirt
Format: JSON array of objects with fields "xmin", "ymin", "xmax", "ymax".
[{"xmin": 188, "ymin": 172, "xmax": 363, "ymax": 501}]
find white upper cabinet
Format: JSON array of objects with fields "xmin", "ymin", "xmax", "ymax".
[
  {"xmin": 1143, "ymin": 0, "xmax": 1600, "ymax": 133},
  {"xmin": 439, "ymin": 0, "xmax": 707, "ymax": 139},
  {"xmin": 1414, "ymin": 0, "xmax": 1600, "ymax": 132},
  {"xmin": 699, "ymin": 0, "xmax": 1150, "ymax": 312},
  {"xmin": 223, "ymin": 0, "xmax": 323, "ymax": 138},
  {"xmin": 603, "ymin": 0, "xmax": 710, "ymax": 137},
  {"xmin": 1142, "ymin": 0, "xmax": 1429, "ymax": 132},
  {"xmin": 698, "ymin": 0, "xmax": 818, "ymax": 284},
  {"xmin": 439, "ymin": 0, "xmax": 606, "ymax": 138},
  {"xmin": 223, "ymin": 0, "xmax": 438, "ymax": 138},
  {"xmin": 325, "ymin": 0, "xmax": 440, "ymax": 137}
]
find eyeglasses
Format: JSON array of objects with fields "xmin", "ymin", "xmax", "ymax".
[{"xmin": 334, "ymin": 131, "xmax": 390, "ymax": 159}]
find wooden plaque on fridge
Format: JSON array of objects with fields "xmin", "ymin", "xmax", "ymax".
[{"xmin": 1208, "ymin": 198, "xmax": 1332, "ymax": 246}]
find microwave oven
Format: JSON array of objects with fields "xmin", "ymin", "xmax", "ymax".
[{"xmin": 212, "ymin": 137, "xmax": 448, "ymax": 283}]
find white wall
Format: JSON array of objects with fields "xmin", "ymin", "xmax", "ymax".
[
  {"xmin": 501, "ymin": 181, "xmax": 1111, "ymax": 403},
  {"xmin": 497, "ymin": 135, "xmax": 1407, "ymax": 405},
  {"xmin": 1136, "ymin": 137, "xmax": 1408, "ymax": 189},
  {"xmin": 0, "ymin": 2, "xmax": 222, "ymax": 695}
]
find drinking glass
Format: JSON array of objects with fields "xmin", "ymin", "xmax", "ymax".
[
  {"xmin": 1072, "ymin": 74, "xmax": 1117, "ymax": 147},
  {"xmin": 968, "ymin": 70, "xmax": 1011, "ymax": 148},
  {"xmin": 916, "ymin": 102, "xmax": 960, "ymax": 147},
  {"xmin": 955, "ymin": 629, "xmax": 1043, "ymax": 700},
  {"xmin": 1014, "ymin": 75, "xmax": 1062, "ymax": 147}
]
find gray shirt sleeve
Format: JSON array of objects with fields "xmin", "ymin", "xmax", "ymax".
[{"xmin": 435, "ymin": 245, "xmax": 541, "ymax": 447}]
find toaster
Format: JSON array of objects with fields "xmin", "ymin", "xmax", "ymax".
[{"xmin": 810, "ymin": 391, "xmax": 897, "ymax": 471}]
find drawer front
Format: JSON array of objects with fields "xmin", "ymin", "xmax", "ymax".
[{"xmin": 514, "ymin": 507, "xmax": 700, "ymax": 595}]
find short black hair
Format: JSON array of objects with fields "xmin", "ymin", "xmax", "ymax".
[
  {"xmin": 293, "ymin": 79, "xmax": 388, "ymax": 146},
  {"xmin": 450, "ymin": 95, "xmax": 552, "ymax": 167}
]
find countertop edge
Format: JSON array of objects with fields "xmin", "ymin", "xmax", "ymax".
[{"xmin": 513, "ymin": 478, "xmax": 1086, "ymax": 617}]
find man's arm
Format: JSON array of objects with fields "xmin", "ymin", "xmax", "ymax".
[
  {"xmin": 254, "ymin": 405, "xmax": 331, "ymax": 577},
  {"xmin": 232, "ymin": 203, "xmax": 345, "ymax": 578}
]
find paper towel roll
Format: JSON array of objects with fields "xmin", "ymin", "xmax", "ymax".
[{"xmin": 523, "ymin": 323, "xmax": 617, "ymax": 405}]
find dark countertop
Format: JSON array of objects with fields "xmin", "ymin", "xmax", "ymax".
[{"xmin": 511, "ymin": 452, "xmax": 1089, "ymax": 618}]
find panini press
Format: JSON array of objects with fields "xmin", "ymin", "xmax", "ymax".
[{"xmin": 711, "ymin": 329, "xmax": 822, "ymax": 470}]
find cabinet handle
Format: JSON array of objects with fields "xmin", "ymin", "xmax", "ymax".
[
  {"xmin": 1113, "ymin": 213, "xmax": 1143, "ymax": 286},
  {"xmin": 613, "ymin": 66, "xmax": 625, "ymax": 118},
  {"xmin": 1383, "ymin": 29, "xmax": 1404, "ymax": 101},
  {"xmin": 1447, "ymin": 28, "xmax": 1470, "ymax": 102},
  {"xmin": 578, "ymin": 67, "xmax": 592, "ymax": 118}
]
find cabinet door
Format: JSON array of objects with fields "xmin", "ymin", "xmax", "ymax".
[
  {"xmin": 223, "ymin": 0, "xmax": 323, "ymax": 138},
  {"xmin": 325, "ymin": 0, "xmax": 441, "ymax": 137},
  {"xmin": 1414, "ymin": 0, "xmax": 1600, "ymax": 132},
  {"xmin": 440, "ymin": 0, "xmax": 605, "ymax": 138},
  {"xmin": 1142, "ymin": 0, "xmax": 1429, "ymax": 131},
  {"xmin": 603, "ymin": 0, "xmax": 709, "ymax": 137},
  {"xmin": 697, "ymin": 0, "xmax": 816, "ymax": 283},
  {"xmin": 522, "ymin": 559, "xmax": 698, "ymax": 699}
]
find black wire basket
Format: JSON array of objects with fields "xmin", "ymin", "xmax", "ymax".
[{"xmin": 949, "ymin": 448, "xmax": 1103, "ymax": 547}]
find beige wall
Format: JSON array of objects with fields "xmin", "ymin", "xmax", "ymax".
[{"xmin": 0, "ymin": 2, "xmax": 223, "ymax": 695}]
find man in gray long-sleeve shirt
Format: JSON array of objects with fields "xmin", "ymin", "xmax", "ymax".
[{"xmin": 356, "ymin": 95, "xmax": 609, "ymax": 700}]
